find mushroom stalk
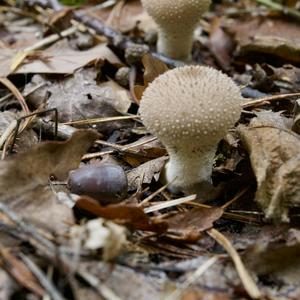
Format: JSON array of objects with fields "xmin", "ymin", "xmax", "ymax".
[
  {"xmin": 165, "ymin": 146, "xmax": 216, "ymax": 193},
  {"xmin": 157, "ymin": 30, "xmax": 194, "ymax": 60},
  {"xmin": 141, "ymin": 0, "xmax": 211, "ymax": 60},
  {"xmin": 139, "ymin": 66, "xmax": 242, "ymax": 199}
]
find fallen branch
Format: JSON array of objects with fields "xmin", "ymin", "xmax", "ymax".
[
  {"xmin": 254, "ymin": 0, "xmax": 300, "ymax": 21},
  {"xmin": 22, "ymin": 0, "xmax": 184, "ymax": 67}
]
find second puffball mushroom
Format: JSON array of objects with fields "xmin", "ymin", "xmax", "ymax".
[
  {"xmin": 141, "ymin": 0, "xmax": 211, "ymax": 60},
  {"xmin": 139, "ymin": 66, "xmax": 242, "ymax": 198}
]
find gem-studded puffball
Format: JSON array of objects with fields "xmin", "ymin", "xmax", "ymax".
[
  {"xmin": 141, "ymin": 0, "xmax": 211, "ymax": 59},
  {"xmin": 140, "ymin": 66, "xmax": 241, "ymax": 150},
  {"xmin": 141, "ymin": 0, "xmax": 210, "ymax": 31},
  {"xmin": 139, "ymin": 66, "xmax": 242, "ymax": 194}
]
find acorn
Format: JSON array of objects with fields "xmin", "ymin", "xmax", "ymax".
[{"xmin": 68, "ymin": 163, "xmax": 127, "ymax": 205}]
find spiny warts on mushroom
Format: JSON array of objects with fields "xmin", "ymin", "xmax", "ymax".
[
  {"xmin": 139, "ymin": 66, "xmax": 242, "ymax": 199},
  {"xmin": 141, "ymin": 0, "xmax": 211, "ymax": 60}
]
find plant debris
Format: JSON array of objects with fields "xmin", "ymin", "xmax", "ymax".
[{"xmin": 0, "ymin": 0, "xmax": 300, "ymax": 299}]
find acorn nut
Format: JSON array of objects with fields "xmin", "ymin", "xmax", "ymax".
[{"xmin": 68, "ymin": 163, "xmax": 127, "ymax": 205}]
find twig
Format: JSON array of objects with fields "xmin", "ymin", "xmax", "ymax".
[
  {"xmin": 0, "ymin": 78, "xmax": 32, "ymax": 158},
  {"xmin": 165, "ymin": 256, "xmax": 219, "ymax": 300},
  {"xmin": 0, "ymin": 78, "xmax": 29, "ymax": 114},
  {"xmin": 207, "ymin": 228, "xmax": 262, "ymax": 299},
  {"xmin": 0, "ymin": 202, "xmax": 120, "ymax": 300},
  {"xmin": 0, "ymin": 203, "xmax": 56, "ymax": 256},
  {"xmin": 63, "ymin": 115, "xmax": 139, "ymax": 126},
  {"xmin": 25, "ymin": 26, "xmax": 78, "ymax": 52},
  {"xmin": 254, "ymin": 0, "xmax": 300, "ymax": 21},
  {"xmin": 242, "ymin": 92, "xmax": 300, "ymax": 108},
  {"xmin": 22, "ymin": 0, "xmax": 184, "ymax": 67},
  {"xmin": 144, "ymin": 194, "xmax": 197, "ymax": 214},
  {"xmin": 0, "ymin": 119, "xmax": 17, "ymax": 149},
  {"xmin": 221, "ymin": 188, "xmax": 248, "ymax": 209},
  {"xmin": 82, "ymin": 136, "xmax": 157, "ymax": 160},
  {"xmin": 139, "ymin": 181, "xmax": 171, "ymax": 206},
  {"xmin": 77, "ymin": 267, "xmax": 123, "ymax": 300},
  {"xmin": 187, "ymin": 202, "xmax": 260, "ymax": 224},
  {"xmin": 20, "ymin": 253, "xmax": 66, "ymax": 300}
]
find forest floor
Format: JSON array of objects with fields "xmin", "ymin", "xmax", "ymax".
[{"xmin": 0, "ymin": 0, "xmax": 300, "ymax": 299}]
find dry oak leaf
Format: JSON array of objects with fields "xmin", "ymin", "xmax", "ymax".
[
  {"xmin": 238, "ymin": 115, "xmax": 300, "ymax": 222},
  {"xmin": 127, "ymin": 156, "xmax": 167, "ymax": 191},
  {"xmin": 165, "ymin": 207, "xmax": 224, "ymax": 242},
  {"xmin": 75, "ymin": 197, "xmax": 168, "ymax": 233},
  {"xmin": 0, "ymin": 248, "xmax": 44, "ymax": 297},
  {"xmin": 227, "ymin": 17, "xmax": 300, "ymax": 63},
  {"xmin": 0, "ymin": 111, "xmax": 38, "ymax": 151},
  {"xmin": 0, "ymin": 42, "xmax": 121, "ymax": 77},
  {"xmin": 134, "ymin": 53, "xmax": 169, "ymax": 101},
  {"xmin": 244, "ymin": 236, "xmax": 300, "ymax": 284},
  {"xmin": 24, "ymin": 69, "xmax": 131, "ymax": 133},
  {"xmin": 0, "ymin": 130, "xmax": 99, "ymax": 234}
]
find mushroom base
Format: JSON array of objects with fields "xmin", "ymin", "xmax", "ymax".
[
  {"xmin": 157, "ymin": 30, "xmax": 194, "ymax": 60},
  {"xmin": 164, "ymin": 148, "xmax": 221, "ymax": 200}
]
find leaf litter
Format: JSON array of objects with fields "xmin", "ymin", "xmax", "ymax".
[{"xmin": 0, "ymin": 0, "xmax": 300, "ymax": 299}]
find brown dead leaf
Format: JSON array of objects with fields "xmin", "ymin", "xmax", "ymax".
[
  {"xmin": 244, "ymin": 239, "xmax": 300, "ymax": 284},
  {"xmin": 142, "ymin": 54, "xmax": 169, "ymax": 86},
  {"xmin": 238, "ymin": 113, "xmax": 300, "ymax": 222},
  {"xmin": 0, "ymin": 41, "xmax": 121, "ymax": 77},
  {"xmin": 0, "ymin": 111, "xmax": 38, "ymax": 151},
  {"xmin": 293, "ymin": 99, "xmax": 300, "ymax": 134},
  {"xmin": 98, "ymin": 80, "xmax": 132, "ymax": 114},
  {"xmin": 0, "ymin": 130, "xmax": 99, "ymax": 233},
  {"xmin": 208, "ymin": 17, "xmax": 234, "ymax": 71},
  {"xmin": 24, "ymin": 69, "xmax": 131, "ymax": 133},
  {"xmin": 165, "ymin": 207, "xmax": 224, "ymax": 242},
  {"xmin": 227, "ymin": 17, "xmax": 300, "ymax": 63},
  {"xmin": 269, "ymin": 64, "xmax": 300, "ymax": 92},
  {"xmin": 117, "ymin": 0, "xmax": 156, "ymax": 33},
  {"xmin": 0, "ymin": 248, "xmax": 44, "ymax": 297},
  {"xmin": 75, "ymin": 197, "xmax": 168, "ymax": 233},
  {"xmin": 121, "ymin": 136, "xmax": 167, "ymax": 167},
  {"xmin": 127, "ymin": 156, "xmax": 167, "ymax": 191},
  {"xmin": 133, "ymin": 53, "xmax": 169, "ymax": 101},
  {"xmin": 180, "ymin": 290, "xmax": 230, "ymax": 300},
  {"xmin": 94, "ymin": 0, "xmax": 156, "ymax": 33}
]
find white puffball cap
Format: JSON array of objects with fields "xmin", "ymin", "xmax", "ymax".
[
  {"xmin": 139, "ymin": 66, "xmax": 242, "ymax": 149},
  {"xmin": 141, "ymin": 0, "xmax": 211, "ymax": 30}
]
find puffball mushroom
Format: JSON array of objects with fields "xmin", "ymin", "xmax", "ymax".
[
  {"xmin": 141, "ymin": 0, "xmax": 211, "ymax": 60},
  {"xmin": 139, "ymin": 66, "xmax": 242, "ymax": 198}
]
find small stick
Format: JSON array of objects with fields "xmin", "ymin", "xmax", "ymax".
[
  {"xmin": 207, "ymin": 228, "xmax": 262, "ymax": 299},
  {"xmin": 0, "ymin": 203, "xmax": 56, "ymax": 256},
  {"xmin": 0, "ymin": 203, "xmax": 120, "ymax": 299},
  {"xmin": 20, "ymin": 253, "xmax": 66, "ymax": 300},
  {"xmin": 82, "ymin": 136, "xmax": 157, "ymax": 160},
  {"xmin": 165, "ymin": 256, "xmax": 219, "ymax": 300},
  {"xmin": 77, "ymin": 267, "xmax": 123, "ymax": 300},
  {"xmin": 242, "ymin": 92, "xmax": 300, "ymax": 108},
  {"xmin": 221, "ymin": 188, "xmax": 248, "ymax": 209},
  {"xmin": 138, "ymin": 182, "xmax": 171, "ymax": 206},
  {"xmin": 0, "ymin": 120, "xmax": 17, "ymax": 149},
  {"xmin": 21, "ymin": 0, "xmax": 184, "ymax": 67},
  {"xmin": 254, "ymin": 0, "xmax": 300, "ymax": 21},
  {"xmin": 144, "ymin": 194, "xmax": 197, "ymax": 214},
  {"xmin": 63, "ymin": 115, "xmax": 139, "ymax": 126},
  {"xmin": 0, "ymin": 78, "xmax": 29, "ymax": 114}
]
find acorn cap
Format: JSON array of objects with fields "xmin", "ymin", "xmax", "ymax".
[{"xmin": 139, "ymin": 66, "xmax": 242, "ymax": 150}]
